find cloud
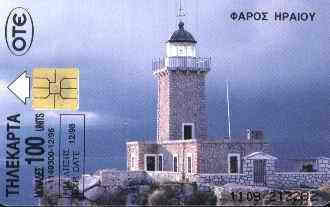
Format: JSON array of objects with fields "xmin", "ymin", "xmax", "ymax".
[
  {"xmin": 43, "ymin": 111, "xmax": 100, "ymax": 125},
  {"xmin": 43, "ymin": 111, "xmax": 138, "ymax": 128},
  {"xmin": 44, "ymin": 111, "xmax": 98, "ymax": 119}
]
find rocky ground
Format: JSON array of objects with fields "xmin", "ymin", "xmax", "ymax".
[{"xmin": 39, "ymin": 169, "xmax": 330, "ymax": 206}]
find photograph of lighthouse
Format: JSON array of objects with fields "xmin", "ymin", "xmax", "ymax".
[{"xmin": 0, "ymin": 0, "xmax": 329, "ymax": 206}]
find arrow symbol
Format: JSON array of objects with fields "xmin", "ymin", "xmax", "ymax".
[{"xmin": 7, "ymin": 71, "xmax": 31, "ymax": 104}]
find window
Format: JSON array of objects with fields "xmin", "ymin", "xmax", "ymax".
[
  {"xmin": 186, "ymin": 45, "xmax": 196, "ymax": 57},
  {"xmin": 166, "ymin": 43, "xmax": 177, "ymax": 57},
  {"xmin": 228, "ymin": 153, "xmax": 240, "ymax": 174},
  {"xmin": 158, "ymin": 155, "xmax": 163, "ymax": 171},
  {"xmin": 182, "ymin": 123, "xmax": 194, "ymax": 140},
  {"xmin": 144, "ymin": 154, "xmax": 163, "ymax": 171},
  {"xmin": 145, "ymin": 155, "xmax": 156, "ymax": 171},
  {"xmin": 230, "ymin": 157, "xmax": 238, "ymax": 173},
  {"xmin": 184, "ymin": 125, "xmax": 192, "ymax": 139},
  {"xmin": 177, "ymin": 46, "xmax": 186, "ymax": 56},
  {"xmin": 186, "ymin": 154, "xmax": 192, "ymax": 173},
  {"xmin": 301, "ymin": 164, "xmax": 314, "ymax": 172},
  {"xmin": 173, "ymin": 155, "xmax": 178, "ymax": 172}
]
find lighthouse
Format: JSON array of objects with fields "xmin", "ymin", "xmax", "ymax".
[
  {"xmin": 127, "ymin": 3, "xmax": 268, "ymax": 174},
  {"xmin": 152, "ymin": 21, "xmax": 211, "ymax": 143}
]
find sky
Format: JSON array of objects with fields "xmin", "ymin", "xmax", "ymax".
[
  {"xmin": 0, "ymin": 0, "xmax": 329, "ymax": 156},
  {"xmin": 0, "ymin": 0, "xmax": 329, "ymax": 204}
]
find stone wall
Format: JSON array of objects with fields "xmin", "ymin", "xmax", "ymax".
[
  {"xmin": 97, "ymin": 167, "xmax": 330, "ymax": 196},
  {"xmin": 265, "ymin": 159, "xmax": 276, "ymax": 186},
  {"xmin": 270, "ymin": 157, "xmax": 330, "ymax": 188},
  {"xmin": 143, "ymin": 157, "xmax": 330, "ymax": 189},
  {"xmin": 274, "ymin": 172, "xmax": 330, "ymax": 188},
  {"xmin": 146, "ymin": 171, "xmax": 183, "ymax": 183},
  {"xmin": 98, "ymin": 169, "xmax": 324, "ymax": 190},
  {"xmin": 98, "ymin": 170, "xmax": 246, "ymax": 190},
  {"xmin": 158, "ymin": 140, "xmax": 198, "ymax": 172},
  {"xmin": 318, "ymin": 157, "xmax": 330, "ymax": 172},
  {"xmin": 128, "ymin": 140, "xmax": 270, "ymax": 173},
  {"xmin": 174, "ymin": 171, "xmax": 330, "ymax": 189},
  {"xmin": 156, "ymin": 71, "xmax": 208, "ymax": 142},
  {"xmin": 242, "ymin": 159, "xmax": 254, "ymax": 185},
  {"xmin": 127, "ymin": 143, "xmax": 330, "ymax": 188},
  {"xmin": 186, "ymin": 173, "xmax": 247, "ymax": 185},
  {"xmin": 101, "ymin": 170, "xmax": 150, "ymax": 187},
  {"xmin": 168, "ymin": 71, "xmax": 207, "ymax": 141},
  {"xmin": 275, "ymin": 159, "xmax": 318, "ymax": 172},
  {"xmin": 198, "ymin": 141, "xmax": 269, "ymax": 173},
  {"xmin": 156, "ymin": 72, "xmax": 170, "ymax": 142},
  {"xmin": 127, "ymin": 142, "xmax": 159, "ymax": 170}
]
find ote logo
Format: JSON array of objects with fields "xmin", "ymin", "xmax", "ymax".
[{"xmin": 5, "ymin": 7, "xmax": 34, "ymax": 56}]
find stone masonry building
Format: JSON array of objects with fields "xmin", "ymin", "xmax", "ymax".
[
  {"xmin": 126, "ymin": 20, "xmax": 330, "ymax": 187},
  {"xmin": 127, "ymin": 21, "xmax": 269, "ymax": 174}
]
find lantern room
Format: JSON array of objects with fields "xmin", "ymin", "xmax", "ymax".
[{"xmin": 166, "ymin": 21, "xmax": 197, "ymax": 57}]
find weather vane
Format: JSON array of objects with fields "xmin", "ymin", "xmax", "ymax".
[{"xmin": 177, "ymin": 0, "xmax": 186, "ymax": 20}]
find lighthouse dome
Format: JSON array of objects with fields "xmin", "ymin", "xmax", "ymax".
[{"xmin": 168, "ymin": 21, "xmax": 197, "ymax": 43}]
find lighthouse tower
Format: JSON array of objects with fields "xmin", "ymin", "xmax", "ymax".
[{"xmin": 152, "ymin": 21, "xmax": 211, "ymax": 143}]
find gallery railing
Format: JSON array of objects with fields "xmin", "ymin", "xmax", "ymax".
[{"xmin": 152, "ymin": 56, "xmax": 211, "ymax": 72}]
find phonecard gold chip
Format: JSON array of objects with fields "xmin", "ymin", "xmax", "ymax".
[{"xmin": 32, "ymin": 68, "xmax": 79, "ymax": 110}]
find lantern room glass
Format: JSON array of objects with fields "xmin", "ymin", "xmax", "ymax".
[{"xmin": 166, "ymin": 42, "xmax": 196, "ymax": 57}]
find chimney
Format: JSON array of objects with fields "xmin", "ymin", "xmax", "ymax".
[{"xmin": 246, "ymin": 129, "xmax": 264, "ymax": 142}]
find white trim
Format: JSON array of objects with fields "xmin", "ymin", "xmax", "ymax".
[
  {"xmin": 126, "ymin": 141, "xmax": 157, "ymax": 145},
  {"xmin": 186, "ymin": 153, "xmax": 193, "ymax": 173},
  {"xmin": 126, "ymin": 141, "xmax": 140, "ymax": 145},
  {"xmin": 173, "ymin": 154, "xmax": 179, "ymax": 172},
  {"xmin": 159, "ymin": 139, "xmax": 198, "ymax": 144},
  {"xmin": 243, "ymin": 151, "xmax": 277, "ymax": 160},
  {"xmin": 158, "ymin": 154, "xmax": 163, "ymax": 171},
  {"xmin": 317, "ymin": 156, "xmax": 330, "ymax": 160},
  {"xmin": 191, "ymin": 173, "xmax": 245, "ymax": 176},
  {"xmin": 144, "ymin": 154, "xmax": 157, "ymax": 171},
  {"xmin": 228, "ymin": 153, "xmax": 241, "ymax": 174},
  {"xmin": 182, "ymin": 123, "xmax": 195, "ymax": 140}
]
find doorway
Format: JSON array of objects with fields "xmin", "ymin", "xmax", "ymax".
[{"xmin": 253, "ymin": 160, "xmax": 266, "ymax": 185}]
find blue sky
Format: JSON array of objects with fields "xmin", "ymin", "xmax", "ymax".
[{"xmin": 0, "ymin": 0, "xmax": 329, "ymax": 146}]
